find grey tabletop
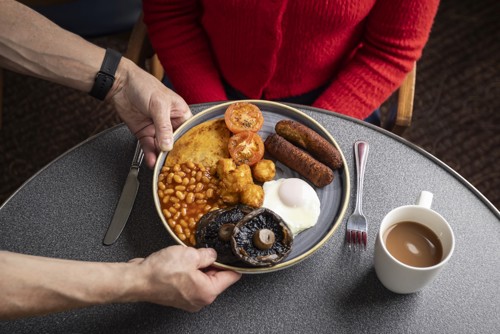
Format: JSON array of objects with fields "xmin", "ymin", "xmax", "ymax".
[{"xmin": 1, "ymin": 102, "xmax": 499, "ymax": 334}]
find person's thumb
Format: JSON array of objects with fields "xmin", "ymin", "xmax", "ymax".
[{"xmin": 196, "ymin": 248, "xmax": 218, "ymax": 269}]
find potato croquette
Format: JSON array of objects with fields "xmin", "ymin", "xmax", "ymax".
[
  {"xmin": 240, "ymin": 184, "xmax": 264, "ymax": 208},
  {"xmin": 251, "ymin": 159, "xmax": 276, "ymax": 183}
]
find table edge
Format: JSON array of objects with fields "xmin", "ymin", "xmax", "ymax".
[{"xmin": 0, "ymin": 123, "xmax": 126, "ymax": 210}]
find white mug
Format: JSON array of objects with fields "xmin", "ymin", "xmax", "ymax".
[{"xmin": 374, "ymin": 191, "xmax": 455, "ymax": 294}]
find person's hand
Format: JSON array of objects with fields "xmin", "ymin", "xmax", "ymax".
[
  {"xmin": 108, "ymin": 58, "xmax": 192, "ymax": 168},
  {"xmin": 127, "ymin": 246, "xmax": 242, "ymax": 312}
]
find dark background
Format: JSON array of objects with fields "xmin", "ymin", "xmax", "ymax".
[{"xmin": 1, "ymin": 0, "xmax": 499, "ymax": 209}]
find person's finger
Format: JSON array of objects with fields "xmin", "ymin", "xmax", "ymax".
[
  {"xmin": 206, "ymin": 270, "xmax": 242, "ymax": 294},
  {"xmin": 195, "ymin": 248, "xmax": 217, "ymax": 269},
  {"xmin": 143, "ymin": 151, "xmax": 157, "ymax": 169},
  {"xmin": 148, "ymin": 97, "xmax": 174, "ymax": 152},
  {"xmin": 137, "ymin": 136, "xmax": 157, "ymax": 169},
  {"xmin": 170, "ymin": 99, "xmax": 192, "ymax": 130}
]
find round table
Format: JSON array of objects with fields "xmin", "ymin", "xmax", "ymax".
[{"xmin": 1, "ymin": 102, "xmax": 499, "ymax": 333}]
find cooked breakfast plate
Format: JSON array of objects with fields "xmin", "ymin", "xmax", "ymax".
[{"xmin": 153, "ymin": 100, "xmax": 350, "ymax": 273}]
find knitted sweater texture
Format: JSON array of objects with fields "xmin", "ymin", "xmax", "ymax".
[{"xmin": 143, "ymin": 0, "xmax": 439, "ymax": 119}]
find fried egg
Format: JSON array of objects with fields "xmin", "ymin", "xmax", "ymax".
[{"xmin": 262, "ymin": 178, "xmax": 321, "ymax": 235}]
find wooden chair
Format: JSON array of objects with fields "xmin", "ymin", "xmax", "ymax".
[
  {"xmin": 124, "ymin": 14, "xmax": 416, "ymax": 136},
  {"xmin": 383, "ymin": 64, "xmax": 416, "ymax": 135},
  {"xmin": 124, "ymin": 13, "xmax": 164, "ymax": 82}
]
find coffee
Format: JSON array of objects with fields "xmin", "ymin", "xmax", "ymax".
[{"xmin": 383, "ymin": 221, "xmax": 443, "ymax": 267}]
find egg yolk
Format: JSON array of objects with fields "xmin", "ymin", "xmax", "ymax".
[{"xmin": 278, "ymin": 178, "xmax": 310, "ymax": 208}]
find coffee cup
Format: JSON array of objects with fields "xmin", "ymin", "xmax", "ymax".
[{"xmin": 374, "ymin": 191, "xmax": 455, "ymax": 294}]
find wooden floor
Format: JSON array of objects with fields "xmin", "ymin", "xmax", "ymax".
[{"xmin": 1, "ymin": 0, "xmax": 499, "ymax": 209}]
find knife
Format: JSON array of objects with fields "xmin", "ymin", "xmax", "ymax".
[{"xmin": 103, "ymin": 141, "xmax": 144, "ymax": 245}]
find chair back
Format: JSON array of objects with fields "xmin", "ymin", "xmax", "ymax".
[{"xmin": 125, "ymin": 13, "xmax": 164, "ymax": 81}]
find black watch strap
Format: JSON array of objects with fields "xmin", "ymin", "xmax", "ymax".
[{"xmin": 89, "ymin": 48, "xmax": 122, "ymax": 100}]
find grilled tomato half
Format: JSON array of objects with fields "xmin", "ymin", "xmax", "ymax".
[
  {"xmin": 228, "ymin": 131, "xmax": 265, "ymax": 166},
  {"xmin": 224, "ymin": 102, "xmax": 264, "ymax": 133}
]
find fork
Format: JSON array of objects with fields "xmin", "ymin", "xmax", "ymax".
[{"xmin": 346, "ymin": 140, "xmax": 369, "ymax": 250}]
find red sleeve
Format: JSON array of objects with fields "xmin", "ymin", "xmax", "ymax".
[
  {"xmin": 313, "ymin": 0, "xmax": 440, "ymax": 119},
  {"xmin": 142, "ymin": 0, "xmax": 227, "ymax": 104}
]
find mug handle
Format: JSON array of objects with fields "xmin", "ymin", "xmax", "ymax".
[{"xmin": 417, "ymin": 191, "xmax": 433, "ymax": 208}]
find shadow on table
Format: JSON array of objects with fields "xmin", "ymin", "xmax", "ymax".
[{"xmin": 336, "ymin": 267, "xmax": 421, "ymax": 327}]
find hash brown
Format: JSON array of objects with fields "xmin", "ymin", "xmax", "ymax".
[{"xmin": 165, "ymin": 118, "xmax": 231, "ymax": 168}]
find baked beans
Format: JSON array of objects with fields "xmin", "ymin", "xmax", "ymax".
[{"xmin": 158, "ymin": 162, "xmax": 226, "ymax": 246}]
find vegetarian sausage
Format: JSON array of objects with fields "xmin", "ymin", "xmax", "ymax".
[
  {"xmin": 275, "ymin": 120, "xmax": 343, "ymax": 170},
  {"xmin": 264, "ymin": 134, "xmax": 334, "ymax": 187}
]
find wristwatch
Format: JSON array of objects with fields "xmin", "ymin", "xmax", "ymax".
[{"xmin": 89, "ymin": 48, "xmax": 122, "ymax": 100}]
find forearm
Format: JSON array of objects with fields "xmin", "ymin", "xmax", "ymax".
[
  {"xmin": 0, "ymin": 0, "xmax": 103, "ymax": 93},
  {"xmin": 0, "ymin": 247, "xmax": 241, "ymax": 319},
  {"xmin": 0, "ymin": 251, "xmax": 139, "ymax": 320}
]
